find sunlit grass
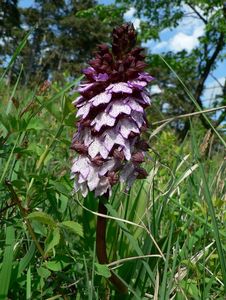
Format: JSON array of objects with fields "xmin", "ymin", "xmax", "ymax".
[{"xmin": 0, "ymin": 36, "xmax": 225, "ymax": 299}]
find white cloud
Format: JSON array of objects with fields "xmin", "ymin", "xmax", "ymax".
[
  {"xmin": 123, "ymin": 7, "xmax": 141, "ymax": 30},
  {"xmin": 133, "ymin": 18, "xmax": 141, "ymax": 30},
  {"xmin": 176, "ymin": 3, "xmax": 204, "ymax": 34},
  {"xmin": 142, "ymin": 3, "xmax": 206, "ymax": 53},
  {"xmin": 153, "ymin": 41, "xmax": 168, "ymax": 51},
  {"xmin": 168, "ymin": 25, "xmax": 204, "ymax": 52},
  {"xmin": 143, "ymin": 24, "xmax": 204, "ymax": 53},
  {"xmin": 124, "ymin": 7, "xmax": 136, "ymax": 19},
  {"xmin": 202, "ymin": 77, "xmax": 225, "ymax": 107}
]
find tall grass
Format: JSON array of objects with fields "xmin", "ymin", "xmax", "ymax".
[{"xmin": 0, "ymin": 37, "xmax": 225, "ymax": 299}]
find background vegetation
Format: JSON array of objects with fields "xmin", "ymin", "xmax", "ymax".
[{"xmin": 0, "ymin": 0, "xmax": 225, "ymax": 299}]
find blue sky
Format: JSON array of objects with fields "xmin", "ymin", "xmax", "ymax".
[
  {"xmin": 19, "ymin": 0, "xmax": 33, "ymax": 8},
  {"xmin": 19, "ymin": 0, "xmax": 225, "ymax": 106}
]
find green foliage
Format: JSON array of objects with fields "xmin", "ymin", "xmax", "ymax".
[
  {"xmin": 94, "ymin": 263, "xmax": 111, "ymax": 278},
  {"xmin": 0, "ymin": 1, "xmax": 225, "ymax": 298},
  {"xmin": 0, "ymin": 226, "xmax": 15, "ymax": 299},
  {"xmin": 1, "ymin": 73, "xmax": 225, "ymax": 298}
]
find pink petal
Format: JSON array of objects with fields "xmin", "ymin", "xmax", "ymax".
[
  {"xmin": 73, "ymin": 179, "xmax": 80, "ymax": 192},
  {"xmin": 92, "ymin": 112, "xmax": 116, "ymax": 131},
  {"xmin": 141, "ymin": 92, "xmax": 151, "ymax": 105},
  {"xmin": 71, "ymin": 156, "xmax": 90, "ymax": 179},
  {"xmin": 108, "ymin": 101, "xmax": 131, "ymax": 118},
  {"xmin": 83, "ymin": 67, "xmax": 95, "ymax": 75},
  {"xmin": 94, "ymin": 73, "xmax": 109, "ymax": 81},
  {"xmin": 90, "ymin": 92, "xmax": 112, "ymax": 107},
  {"xmin": 99, "ymin": 159, "xmax": 115, "ymax": 176},
  {"xmin": 122, "ymin": 140, "xmax": 131, "ymax": 160},
  {"xmin": 76, "ymin": 103, "xmax": 91, "ymax": 118},
  {"xmin": 72, "ymin": 95, "xmax": 83, "ymax": 106},
  {"xmin": 94, "ymin": 177, "xmax": 110, "ymax": 197},
  {"xmin": 87, "ymin": 167, "xmax": 100, "ymax": 191},
  {"xmin": 128, "ymin": 80, "xmax": 147, "ymax": 89},
  {"xmin": 126, "ymin": 98, "xmax": 143, "ymax": 112},
  {"xmin": 99, "ymin": 145, "xmax": 109, "ymax": 159},
  {"xmin": 106, "ymin": 82, "xmax": 133, "ymax": 94},
  {"xmin": 118, "ymin": 119, "xmax": 139, "ymax": 138},
  {"xmin": 78, "ymin": 173, "xmax": 86, "ymax": 183},
  {"xmin": 88, "ymin": 138, "xmax": 101, "ymax": 158},
  {"xmin": 83, "ymin": 129, "xmax": 92, "ymax": 146},
  {"xmin": 74, "ymin": 128, "xmax": 92, "ymax": 146},
  {"xmin": 138, "ymin": 72, "xmax": 154, "ymax": 82},
  {"xmin": 88, "ymin": 176, "xmax": 100, "ymax": 191},
  {"xmin": 71, "ymin": 156, "xmax": 87, "ymax": 173},
  {"xmin": 131, "ymin": 111, "xmax": 144, "ymax": 128},
  {"xmin": 80, "ymin": 182, "xmax": 88, "ymax": 197},
  {"xmin": 120, "ymin": 163, "xmax": 135, "ymax": 182},
  {"xmin": 80, "ymin": 166, "xmax": 90, "ymax": 179},
  {"xmin": 78, "ymin": 83, "xmax": 95, "ymax": 93},
  {"xmin": 104, "ymin": 130, "xmax": 125, "ymax": 152}
]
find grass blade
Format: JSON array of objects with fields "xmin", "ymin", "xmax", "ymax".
[
  {"xmin": 190, "ymin": 121, "xmax": 226, "ymax": 293},
  {"xmin": 159, "ymin": 55, "xmax": 226, "ymax": 147},
  {"xmin": 0, "ymin": 226, "xmax": 16, "ymax": 300},
  {"xmin": 0, "ymin": 30, "xmax": 32, "ymax": 84}
]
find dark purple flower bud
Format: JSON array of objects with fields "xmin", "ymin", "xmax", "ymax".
[
  {"xmin": 71, "ymin": 23, "xmax": 154, "ymax": 197},
  {"xmin": 107, "ymin": 171, "xmax": 119, "ymax": 185},
  {"xmin": 135, "ymin": 167, "xmax": 148, "ymax": 179},
  {"xmin": 98, "ymin": 44, "xmax": 109, "ymax": 52},
  {"xmin": 91, "ymin": 155, "xmax": 105, "ymax": 166},
  {"xmin": 71, "ymin": 141, "xmax": 88, "ymax": 154},
  {"xmin": 113, "ymin": 149, "xmax": 125, "ymax": 161},
  {"xmin": 137, "ymin": 140, "xmax": 150, "ymax": 151},
  {"xmin": 132, "ymin": 152, "xmax": 145, "ymax": 163}
]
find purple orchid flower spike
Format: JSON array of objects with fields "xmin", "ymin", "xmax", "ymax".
[
  {"xmin": 71, "ymin": 23, "xmax": 153, "ymax": 198},
  {"xmin": 71, "ymin": 23, "xmax": 154, "ymax": 294}
]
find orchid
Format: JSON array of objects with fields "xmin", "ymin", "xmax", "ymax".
[{"xmin": 71, "ymin": 23, "xmax": 153, "ymax": 198}]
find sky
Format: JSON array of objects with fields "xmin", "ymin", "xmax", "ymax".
[
  {"xmin": 18, "ymin": 0, "xmax": 226, "ymax": 107},
  {"xmin": 122, "ymin": 4, "xmax": 225, "ymax": 108}
]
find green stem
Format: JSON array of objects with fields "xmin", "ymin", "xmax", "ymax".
[
  {"xmin": 5, "ymin": 180, "xmax": 45, "ymax": 259},
  {"xmin": 96, "ymin": 200, "xmax": 128, "ymax": 294}
]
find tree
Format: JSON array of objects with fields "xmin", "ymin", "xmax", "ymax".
[
  {"xmin": 10, "ymin": 0, "xmax": 124, "ymax": 84},
  {"xmin": 0, "ymin": 0, "xmax": 20, "ymax": 73},
  {"xmin": 116, "ymin": 0, "xmax": 226, "ymax": 134}
]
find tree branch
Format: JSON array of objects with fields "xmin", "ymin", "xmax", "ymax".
[
  {"xmin": 187, "ymin": 3, "xmax": 208, "ymax": 24},
  {"xmin": 195, "ymin": 33, "xmax": 225, "ymax": 105},
  {"xmin": 192, "ymin": 32, "xmax": 225, "ymax": 131}
]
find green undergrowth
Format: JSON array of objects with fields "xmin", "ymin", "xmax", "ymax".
[{"xmin": 0, "ymin": 51, "xmax": 225, "ymax": 299}]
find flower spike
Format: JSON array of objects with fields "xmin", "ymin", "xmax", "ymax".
[{"xmin": 71, "ymin": 23, "xmax": 153, "ymax": 198}]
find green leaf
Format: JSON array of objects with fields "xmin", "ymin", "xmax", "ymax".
[
  {"xmin": 51, "ymin": 181, "xmax": 70, "ymax": 196},
  {"xmin": 94, "ymin": 263, "xmax": 111, "ymax": 278},
  {"xmin": 37, "ymin": 266, "xmax": 51, "ymax": 279},
  {"xmin": 17, "ymin": 242, "xmax": 36, "ymax": 278},
  {"xmin": 26, "ymin": 266, "xmax": 31, "ymax": 300},
  {"xmin": 44, "ymin": 256, "xmax": 71, "ymax": 272},
  {"xmin": 26, "ymin": 118, "xmax": 46, "ymax": 131},
  {"xmin": 27, "ymin": 211, "xmax": 56, "ymax": 227},
  {"xmin": 44, "ymin": 227, "xmax": 61, "ymax": 254},
  {"xmin": 0, "ymin": 226, "xmax": 15, "ymax": 300},
  {"xmin": 45, "ymin": 261, "xmax": 63, "ymax": 272},
  {"xmin": 60, "ymin": 221, "xmax": 83, "ymax": 237}
]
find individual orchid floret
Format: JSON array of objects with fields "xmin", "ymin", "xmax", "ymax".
[{"xmin": 71, "ymin": 23, "xmax": 154, "ymax": 197}]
